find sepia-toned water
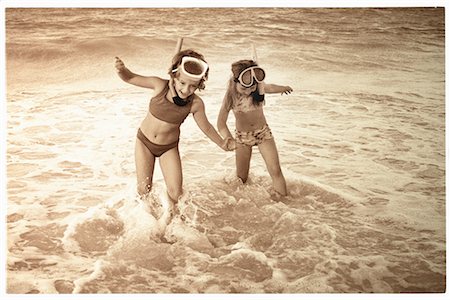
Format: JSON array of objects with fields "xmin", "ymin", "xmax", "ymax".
[{"xmin": 5, "ymin": 7, "xmax": 446, "ymax": 293}]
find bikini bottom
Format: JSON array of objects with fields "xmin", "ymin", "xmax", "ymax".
[
  {"xmin": 235, "ymin": 124, "xmax": 273, "ymax": 147},
  {"xmin": 137, "ymin": 128, "xmax": 178, "ymax": 157}
]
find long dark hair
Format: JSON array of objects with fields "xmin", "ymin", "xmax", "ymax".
[
  {"xmin": 223, "ymin": 59, "xmax": 263, "ymax": 111},
  {"xmin": 168, "ymin": 49, "xmax": 209, "ymax": 91}
]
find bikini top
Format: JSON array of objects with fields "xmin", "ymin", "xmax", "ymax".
[
  {"xmin": 149, "ymin": 82, "xmax": 193, "ymax": 124},
  {"xmin": 232, "ymin": 95, "xmax": 263, "ymax": 113}
]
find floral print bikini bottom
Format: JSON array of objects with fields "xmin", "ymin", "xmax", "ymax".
[{"xmin": 235, "ymin": 124, "xmax": 273, "ymax": 147}]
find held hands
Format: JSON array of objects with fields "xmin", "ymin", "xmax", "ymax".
[{"xmin": 222, "ymin": 136, "xmax": 236, "ymax": 151}]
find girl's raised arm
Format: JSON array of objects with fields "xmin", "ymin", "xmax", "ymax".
[{"xmin": 115, "ymin": 56, "xmax": 160, "ymax": 89}]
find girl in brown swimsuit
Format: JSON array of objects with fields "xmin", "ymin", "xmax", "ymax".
[
  {"xmin": 217, "ymin": 60, "xmax": 293, "ymax": 196},
  {"xmin": 115, "ymin": 50, "xmax": 234, "ymax": 215}
]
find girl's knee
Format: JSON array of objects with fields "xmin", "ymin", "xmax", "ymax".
[
  {"xmin": 267, "ymin": 166, "xmax": 282, "ymax": 177},
  {"xmin": 167, "ymin": 186, "xmax": 183, "ymax": 203},
  {"xmin": 137, "ymin": 183, "xmax": 151, "ymax": 197},
  {"xmin": 137, "ymin": 175, "xmax": 152, "ymax": 197},
  {"xmin": 269, "ymin": 167, "xmax": 284, "ymax": 179}
]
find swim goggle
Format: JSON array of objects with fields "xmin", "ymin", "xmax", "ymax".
[
  {"xmin": 172, "ymin": 56, "xmax": 209, "ymax": 80},
  {"xmin": 234, "ymin": 66, "xmax": 266, "ymax": 87}
]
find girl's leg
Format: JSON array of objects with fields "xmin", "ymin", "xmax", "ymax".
[
  {"xmin": 135, "ymin": 138, "xmax": 156, "ymax": 197},
  {"xmin": 235, "ymin": 143, "xmax": 253, "ymax": 183},
  {"xmin": 159, "ymin": 147, "xmax": 183, "ymax": 203},
  {"xmin": 258, "ymin": 138, "xmax": 287, "ymax": 196}
]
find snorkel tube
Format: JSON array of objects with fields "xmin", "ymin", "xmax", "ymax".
[
  {"xmin": 252, "ymin": 43, "xmax": 265, "ymax": 102},
  {"xmin": 175, "ymin": 37, "xmax": 183, "ymax": 54},
  {"xmin": 170, "ymin": 37, "xmax": 189, "ymax": 106}
]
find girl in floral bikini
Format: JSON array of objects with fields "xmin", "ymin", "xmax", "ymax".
[{"xmin": 217, "ymin": 59, "xmax": 293, "ymax": 196}]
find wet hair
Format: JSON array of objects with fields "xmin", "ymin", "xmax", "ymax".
[
  {"xmin": 231, "ymin": 59, "xmax": 258, "ymax": 79},
  {"xmin": 223, "ymin": 59, "xmax": 263, "ymax": 111},
  {"xmin": 168, "ymin": 49, "xmax": 209, "ymax": 90}
]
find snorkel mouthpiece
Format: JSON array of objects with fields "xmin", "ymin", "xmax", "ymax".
[
  {"xmin": 252, "ymin": 91, "xmax": 265, "ymax": 102},
  {"xmin": 172, "ymin": 95, "xmax": 189, "ymax": 106}
]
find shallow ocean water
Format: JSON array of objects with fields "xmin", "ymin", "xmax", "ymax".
[{"xmin": 4, "ymin": 7, "xmax": 446, "ymax": 293}]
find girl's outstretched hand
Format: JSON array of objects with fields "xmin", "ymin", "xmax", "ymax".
[
  {"xmin": 281, "ymin": 86, "xmax": 293, "ymax": 95},
  {"xmin": 115, "ymin": 56, "xmax": 126, "ymax": 72}
]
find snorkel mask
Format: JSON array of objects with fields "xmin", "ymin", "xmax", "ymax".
[
  {"xmin": 234, "ymin": 65, "xmax": 266, "ymax": 88},
  {"xmin": 234, "ymin": 65, "xmax": 266, "ymax": 102},
  {"xmin": 172, "ymin": 56, "xmax": 209, "ymax": 81}
]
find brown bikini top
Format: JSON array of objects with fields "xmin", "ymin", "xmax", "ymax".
[{"xmin": 149, "ymin": 82, "xmax": 193, "ymax": 125}]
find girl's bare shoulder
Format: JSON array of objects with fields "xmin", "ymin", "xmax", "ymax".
[
  {"xmin": 191, "ymin": 94, "xmax": 205, "ymax": 112},
  {"xmin": 151, "ymin": 77, "xmax": 169, "ymax": 93}
]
